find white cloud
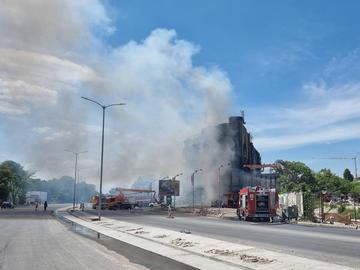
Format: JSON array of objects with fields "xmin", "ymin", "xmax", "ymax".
[
  {"xmin": 0, "ymin": 48, "xmax": 99, "ymax": 115},
  {"xmin": 32, "ymin": 127, "xmax": 51, "ymax": 134},
  {"xmin": 44, "ymin": 130, "xmax": 72, "ymax": 142},
  {"xmin": 252, "ymin": 49, "xmax": 360, "ymax": 151}
]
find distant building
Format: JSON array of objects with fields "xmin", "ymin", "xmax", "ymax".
[{"xmin": 26, "ymin": 191, "xmax": 47, "ymax": 204}]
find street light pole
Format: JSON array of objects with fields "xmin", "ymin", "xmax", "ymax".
[
  {"xmin": 191, "ymin": 169, "xmax": 202, "ymax": 211},
  {"xmin": 218, "ymin": 164, "xmax": 223, "ymax": 213},
  {"xmin": 218, "ymin": 163, "xmax": 230, "ymax": 213},
  {"xmin": 82, "ymin": 96, "xmax": 126, "ymax": 221},
  {"xmin": 64, "ymin": 150, "xmax": 87, "ymax": 211}
]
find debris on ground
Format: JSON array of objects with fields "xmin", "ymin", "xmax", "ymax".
[
  {"xmin": 134, "ymin": 230, "xmax": 149, "ymax": 234},
  {"xmin": 171, "ymin": 238, "xmax": 197, "ymax": 247},
  {"xmin": 204, "ymin": 249, "xmax": 274, "ymax": 264},
  {"xmin": 153, "ymin": 234, "xmax": 168, "ymax": 238},
  {"xmin": 239, "ymin": 254, "xmax": 274, "ymax": 263},
  {"xmin": 126, "ymin": 227, "xmax": 143, "ymax": 231},
  {"xmin": 204, "ymin": 249, "xmax": 239, "ymax": 256}
]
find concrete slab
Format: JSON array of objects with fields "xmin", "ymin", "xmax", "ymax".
[{"xmin": 57, "ymin": 209, "xmax": 357, "ymax": 270}]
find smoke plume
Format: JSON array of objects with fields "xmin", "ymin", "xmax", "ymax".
[{"xmin": 0, "ymin": 1, "xmax": 234, "ymax": 201}]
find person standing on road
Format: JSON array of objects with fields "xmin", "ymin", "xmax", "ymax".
[
  {"xmin": 35, "ymin": 202, "xmax": 38, "ymax": 212},
  {"xmin": 167, "ymin": 204, "xmax": 173, "ymax": 218},
  {"xmin": 44, "ymin": 201, "xmax": 48, "ymax": 211}
]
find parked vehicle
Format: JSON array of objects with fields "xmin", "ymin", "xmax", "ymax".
[{"xmin": 1, "ymin": 201, "xmax": 14, "ymax": 209}]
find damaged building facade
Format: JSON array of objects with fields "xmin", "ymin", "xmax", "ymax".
[{"xmin": 184, "ymin": 114, "xmax": 276, "ymax": 205}]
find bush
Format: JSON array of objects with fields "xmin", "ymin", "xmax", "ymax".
[
  {"xmin": 341, "ymin": 208, "xmax": 360, "ymax": 219},
  {"xmin": 338, "ymin": 204, "xmax": 346, "ymax": 213}
]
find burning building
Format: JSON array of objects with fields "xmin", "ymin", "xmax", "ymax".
[{"xmin": 184, "ymin": 113, "xmax": 274, "ymax": 205}]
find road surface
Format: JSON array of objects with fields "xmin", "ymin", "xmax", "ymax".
[
  {"xmin": 90, "ymin": 208, "xmax": 360, "ymax": 269},
  {"xmin": 0, "ymin": 206, "xmax": 194, "ymax": 270}
]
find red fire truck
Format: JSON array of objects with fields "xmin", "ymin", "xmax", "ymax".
[{"xmin": 236, "ymin": 186, "xmax": 278, "ymax": 222}]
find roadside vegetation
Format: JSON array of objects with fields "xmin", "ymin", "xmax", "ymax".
[
  {"xmin": 276, "ymin": 160, "xmax": 360, "ymax": 220},
  {"xmin": 0, "ymin": 160, "xmax": 96, "ymax": 205}
]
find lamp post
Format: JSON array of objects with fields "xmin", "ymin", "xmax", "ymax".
[
  {"xmin": 218, "ymin": 163, "xmax": 231, "ymax": 213},
  {"xmin": 191, "ymin": 169, "xmax": 202, "ymax": 211},
  {"xmin": 171, "ymin": 173, "xmax": 182, "ymax": 210},
  {"xmin": 218, "ymin": 165, "xmax": 224, "ymax": 212},
  {"xmin": 81, "ymin": 96, "xmax": 126, "ymax": 221},
  {"xmin": 64, "ymin": 150, "xmax": 87, "ymax": 211}
]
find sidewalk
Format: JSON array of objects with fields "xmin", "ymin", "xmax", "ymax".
[{"xmin": 57, "ymin": 208, "xmax": 356, "ymax": 270}]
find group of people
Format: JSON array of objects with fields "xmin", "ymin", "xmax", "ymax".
[{"xmin": 35, "ymin": 201, "xmax": 48, "ymax": 212}]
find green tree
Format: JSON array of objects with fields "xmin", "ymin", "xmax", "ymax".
[
  {"xmin": 343, "ymin": 168, "xmax": 354, "ymax": 181},
  {"xmin": 276, "ymin": 160, "xmax": 316, "ymax": 192},
  {"xmin": 1, "ymin": 160, "xmax": 33, "ymax": 204},
  {"xmin": 315, "ymin": 168, "xmax": 352, "ymax": 196},
  {"xmin": 351, "ymin": 182, "xmax": 360, "ymax": 202},
  {"xmin": 26, "ymin": 175, "xmax": 96, "ymax": 203},
  {"xmin": 0, "ymin": 164, "xmax": 14, "ymax": 202},
  {"xmin": 275, "ymin": 160, "xmax": 317, "ymax": 221}
]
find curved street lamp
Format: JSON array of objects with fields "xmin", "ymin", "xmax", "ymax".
[
  {"xmin": 218, "ymin": 163, "xmax": 231, "ymax": 212},
  {"xmin": 81, "ymin": 96, "xmax": 126, "ymax": 221},
  {"xmin": 64, "ymin": 150, "xmax": 87, "ymax": 211},
  {"xmin": 191, "ymin": 169, "xmax": 202, "ymax": 210}
]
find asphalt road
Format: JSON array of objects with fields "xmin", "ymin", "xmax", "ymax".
[
  {"xmin": 91, "ymin": 208, "xmax": 360, "ymax": 269},
  {"xmin": 0, "ymin": 206, "xmax": 194, "ymax": 270}
]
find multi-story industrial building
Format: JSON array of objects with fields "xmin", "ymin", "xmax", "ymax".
[{"xmin": 184, "ymin": 114, "xmax": 276, "ymax": 205}]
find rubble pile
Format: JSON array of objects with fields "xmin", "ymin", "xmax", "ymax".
[
  {"xmin": 204, "ymin": 249, "xmax": 274, "ymax": 264},
  {"xmin": 239, "ymin": 254, "xmax": 274, "ymax": 264},
  {"xmin": 171, "ymin": 238, "xmax": 197, "ymax": 247},
  {"xmin": 134, "ymin": 230, "xmax": 149, "ymax": 234},
  {"xmin": 125, "ymin": 227, "xmax": 143, "ymax": 232},
  {"xmin": 153, "ymin": 234, "xmax": 168, "ymax": 238},
  {"xmin": 204, "ymin": 249, "xmax": 239, "ymax": 256}
]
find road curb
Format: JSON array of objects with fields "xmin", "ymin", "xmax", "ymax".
[
  {"xmin": 56, "ymin": 209, "xmax": 251, "ymax": 270},
  {"xmin": 55, "ymin": 208, "xmax": 356, "ymax": 270}
]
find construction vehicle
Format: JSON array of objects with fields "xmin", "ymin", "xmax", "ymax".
[
  {"xmin": 118, "ymin": 188, "xmax": 157, "ymax": 207},
  {"xmin": 91, "ymin": 188, "xmax": 156, "ymax": 210},
  {"xmin": 236, "ymin": 186, "xmax": 278, "ymax": 222},
  {"xmin": 91, "ymin": 195, "xmax": 108, "ymax": 210},
  {"xmin": 91, "ymin": 193, "xmax": 136, "ymax": 210}
]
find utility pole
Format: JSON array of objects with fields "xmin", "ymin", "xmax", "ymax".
[
  {"xmin": 82, "ymin": 96, "xmax": 125, "ymax": 221},
  {"xmin": 65, "ymin": 150, "xmax": 87, "ymax": 211},
  {"xmin": 191, "ymin": 169, "xmax": 202, "ymax": 211}
]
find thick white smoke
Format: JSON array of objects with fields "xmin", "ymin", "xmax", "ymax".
[{"xmin": 0, "ymin": 1, "xmax": 234, "ymax": 202}]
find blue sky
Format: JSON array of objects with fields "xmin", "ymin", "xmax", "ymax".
[
  {"xmin": 104, "ymin": 0, "xmax": 360, "ymax": 176},
  {"xmin": 1, "ymin": 0, "xmax": 360, "ymax": 186}
]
